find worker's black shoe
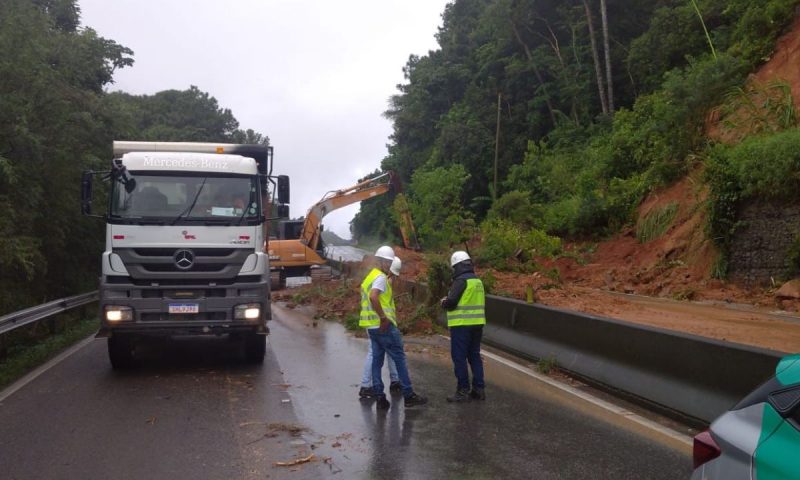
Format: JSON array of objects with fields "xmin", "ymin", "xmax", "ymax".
[
  {"xmin": 446, "ymin": 389, "xmax": 472, "ymax": 403},
  {"xmin": 376, "ymin": 395, "xmax": 391, "ymax": 410},
  {"xmin": 389, "ymin": 381, "xmax": 402, "ymax": 395},
  {"xmin": 404, "ymin": 392, "xmax": 428, "ymax": 407},
  {"xmin": 470, "ymin": 387, "xmax": 486, "ymax": 401},
  {"xmin": 359, "ymin": 387, "xmax": 376, "ymax": 399}
]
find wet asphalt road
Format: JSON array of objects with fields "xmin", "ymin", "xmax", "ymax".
[{"xmin": 0, "ymin": 304, "xmax": 691, "ymax": 479}]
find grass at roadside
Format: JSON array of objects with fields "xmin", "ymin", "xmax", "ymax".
[{"xmin": 0, "ymin": 316, "xmax": 99, "ymax": 390}]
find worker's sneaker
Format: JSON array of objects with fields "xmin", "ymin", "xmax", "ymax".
[
  {"xmin": 359, "ymin": 387, "xmax": 375, "ymax": 399},
  {"xmin": 446, "ymin": 389, "xmax": 471, "ymax": 403},
  {"xmin": 404, "ymin": 392, "xmax": 428, "ymax": 407},
  {"xmin": 389, "ymin": 381, "xmax": 402, "ymax": 395},
  {"xmin": 376, "ymin": 395, "xmax": 391, "ymax": 410},
  {"xmin": 470, "ymin": 387, "xmax": 486, "ymax": 401}
]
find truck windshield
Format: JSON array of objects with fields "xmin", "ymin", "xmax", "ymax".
[{"xmin": 110, "ymin": 174, "xmax": 260, "ymax": 224}]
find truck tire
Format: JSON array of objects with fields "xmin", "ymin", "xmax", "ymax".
[
  {"xmin": 108, "ymin": 334, "xmax": 136, "ymax": 370},
  {"xmin": 243, "ymin": 333, "xmax": 266, "ymax": 364},
  {"xmin": 270, "ymin": 270, "xmax": 286, "ymax": 291}
]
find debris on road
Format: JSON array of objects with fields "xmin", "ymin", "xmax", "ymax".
[
  {"xmin": 273, "ymin": 453, "xmax": 315, "ymax": 467},
  {"xmin": 267, "ymin": 422, "xmax": 308, "ymax": 437},
  {"xmin": 145, "ymin": 416, "xmax": 157, "ymax": 425}
]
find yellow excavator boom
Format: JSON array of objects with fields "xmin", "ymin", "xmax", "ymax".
[
  {"xmin": 267, "ymin": 172, "xmax": 395, "ymax": 287},
  {"xmin": 300, "ymin": 172, "xmax": 393, "ymax": 251}
]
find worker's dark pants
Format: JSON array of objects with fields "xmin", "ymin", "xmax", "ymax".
[
  {"xmin": 450, "ymin": 325, "xmax": 485, "ymax": 392},
  {"xmin": 369, "ymin": 325, "xmax": 413, "ymax": 398}
]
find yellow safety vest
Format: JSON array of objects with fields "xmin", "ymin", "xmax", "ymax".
[
  {"xmin": 446, "ymin": 278, "xmax": 486, "ymax": 327},
  {"xmin": 359, "ymin": 268, "xmax": 396, "ymax": 328}
]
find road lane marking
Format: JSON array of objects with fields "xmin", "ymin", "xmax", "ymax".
[
  {"xmin": 0, "ymin": 335, "xmax": 96, "ymax": 404},
  {"xmin": 438, "ymin": 334, "xmax": 693, "ymax": 453}
]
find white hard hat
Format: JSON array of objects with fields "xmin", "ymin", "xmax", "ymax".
[
  {"xmin": 450, "ymin": 250, "xmax": 471, "ymax": 267},
  {"xmin": 375, "ymin": 245, "xmax": 396, "ymax": 261},
  {"xmin": 390, "ymin": 257, "xmax": 402, "ymax": 276}
]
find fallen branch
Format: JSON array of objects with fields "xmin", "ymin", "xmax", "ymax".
[{"xmin": 273, "ymin": 453, "xmax": 315, "ymax": 467}]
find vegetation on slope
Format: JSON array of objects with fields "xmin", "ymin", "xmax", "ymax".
[{"xmin": 353, "ymin": 0, "xmax": 800, "ymax": 277}]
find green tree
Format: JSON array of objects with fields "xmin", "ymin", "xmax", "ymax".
[{"xmin": 408, "ymin": 164, "xmax": 475, "ymax": 249}]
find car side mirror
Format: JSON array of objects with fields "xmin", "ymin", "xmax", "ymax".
[{"xmin": 767, "ymin": 384, "xmax": 800, "ymax": 418}]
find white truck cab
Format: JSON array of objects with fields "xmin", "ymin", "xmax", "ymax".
[{"xmin": 82, "ymin": 141, "xmax": 289, "ymax": 368}]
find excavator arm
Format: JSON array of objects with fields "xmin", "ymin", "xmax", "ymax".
[
  {"xmin": 300, "ymin": 171, "xmax": 393, "ymax": 251},
  {"xmin": 268, "ymin": 171, "xmax": 418, "ymax": 289}
]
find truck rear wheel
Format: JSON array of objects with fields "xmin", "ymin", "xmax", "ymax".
[
  {"xmin": 243, "ymin": 333, "xmax": 266, "ymax": 364},
  {"xmin": 270, "ymin": 270, "xmax": 287, "ymax": 290},
  {"xmin": 108, "ymin": 334, "xmax": 136, "ymax": 370}
]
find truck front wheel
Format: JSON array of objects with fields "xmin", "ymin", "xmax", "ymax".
[
  {"xmin": 243, "ymin": 333, "xmax": 266, "ymax": 364},
  {"xmin": 108, "ymin": 334, "xmax": 136, "ymax": 370}
]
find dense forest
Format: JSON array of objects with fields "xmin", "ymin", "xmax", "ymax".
[
  {"xmin": 0, "ymin": 0, "xmax": 266, "ymax": 314},
  {"xmin": 353, "ymin": 0, "xmax": 800, "ymax": 271}
]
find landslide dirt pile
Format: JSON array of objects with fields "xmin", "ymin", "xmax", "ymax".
[{"xmin": 273, "ymin": 275, "xmax": 436, "ymax": 336}]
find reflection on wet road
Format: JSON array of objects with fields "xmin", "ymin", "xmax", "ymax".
[{"xmin": 270, "ymin": 304, "xmax": 691, "ymax": 479}]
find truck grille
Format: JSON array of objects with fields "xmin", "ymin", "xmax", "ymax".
[{"xmin": 114, "ymin": 248, "xmax": 252, "ymax": 280}]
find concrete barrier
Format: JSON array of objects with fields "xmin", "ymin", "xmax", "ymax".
[{"xmin": 483, "ymin": 296, "xmax": 785, "ymax": 423}]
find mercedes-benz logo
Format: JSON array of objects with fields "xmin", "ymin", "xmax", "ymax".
[{"xmin": 173, "ymin": 249, "xmax": 195, "ymax": 270}]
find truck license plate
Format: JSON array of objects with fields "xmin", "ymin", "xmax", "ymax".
[{"xmin": 168, "ymin": 303, "xmax": 199, "ymax": 314}]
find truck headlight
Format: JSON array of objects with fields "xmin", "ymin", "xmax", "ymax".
[
  {"xmin": 105, "ymin": 306, "xmax": 133, "ymax": 322},
  {"xmin": 234, "ymin": 303, "xmax": 261, "ymax": 320}
]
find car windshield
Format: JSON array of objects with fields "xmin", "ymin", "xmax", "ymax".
[{"xmin": 111, "ymin": 173, "xmax": 260, "ymax": 223}]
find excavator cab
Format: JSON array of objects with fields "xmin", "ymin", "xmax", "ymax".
[{"xmin": 277, "ymin": 220, "xmax": 304, "ymax": 240}]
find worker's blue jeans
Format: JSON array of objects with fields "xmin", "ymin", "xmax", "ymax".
[
  {"xmin": 360, "ymin": 330, "xmax": 398, "ymax": 388},
  {"xmin": 450, "ymin": 325, "xmax": 485, "ymax": 391},
  {"xmin": 369, "ymin": 324, "xmax": 413, "ymax": 398}
]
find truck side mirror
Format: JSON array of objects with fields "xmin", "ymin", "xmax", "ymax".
[
  {"xmin": 277, "ymin": 175, "xmax": 290, "ymax": 204},
  {"xmin": 277, "ymin": 204, "xmax": 290, "ymax": 219},
  {"xmin": 81, "ymin": 171, "xmax": 93, "ymax": 215},
  {"xmin": 767, "ymin": 384, "xmax": 800, "ymax": 418}
]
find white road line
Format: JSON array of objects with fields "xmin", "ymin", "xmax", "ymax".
[
  {"xmin": 0, "ymin": 335, "xmax": 97, "ymax": 404},
  {"xmin": 438, "ymin": 334, "xmax": 693, "ymax": 452}
]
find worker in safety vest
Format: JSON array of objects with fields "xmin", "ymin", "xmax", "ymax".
[
  {"xmin": 358, "ymin": 256, "xmax": 402, "ymax": 399},
  {"xmin": 361, "ymin": 246, "xmax": 427, "ymax": 410},
  {"xmin": 440, "ymin": 250, "xmax": 486, "ymax": 402}
]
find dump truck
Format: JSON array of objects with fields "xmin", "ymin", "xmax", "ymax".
[{"xmin": 81, "ymin": 141, "xmax": 289, "ymax": 368}]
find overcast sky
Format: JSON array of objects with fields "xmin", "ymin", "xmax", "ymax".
[{"xmin": 79, "ymin": 0, "xmax": 450, "ymax": 239}]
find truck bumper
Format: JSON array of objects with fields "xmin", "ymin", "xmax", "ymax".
[{"xmin": 97, "ymin": 275, "xmax": 270, "ymax": 338}]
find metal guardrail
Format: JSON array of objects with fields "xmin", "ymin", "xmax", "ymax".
[{"xmin": 0, "ymin": 291, "xmax": 99, "ymax": 335}]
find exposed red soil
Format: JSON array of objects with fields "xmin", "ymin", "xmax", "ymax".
[{"xmin": 708, "ymin": 16, "xmax": 800, "ymax": 143}]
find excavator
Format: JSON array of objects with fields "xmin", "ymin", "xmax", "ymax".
[{"xmin": 267, "ymin": 171, "xmax": 419, "ymax": 289}]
